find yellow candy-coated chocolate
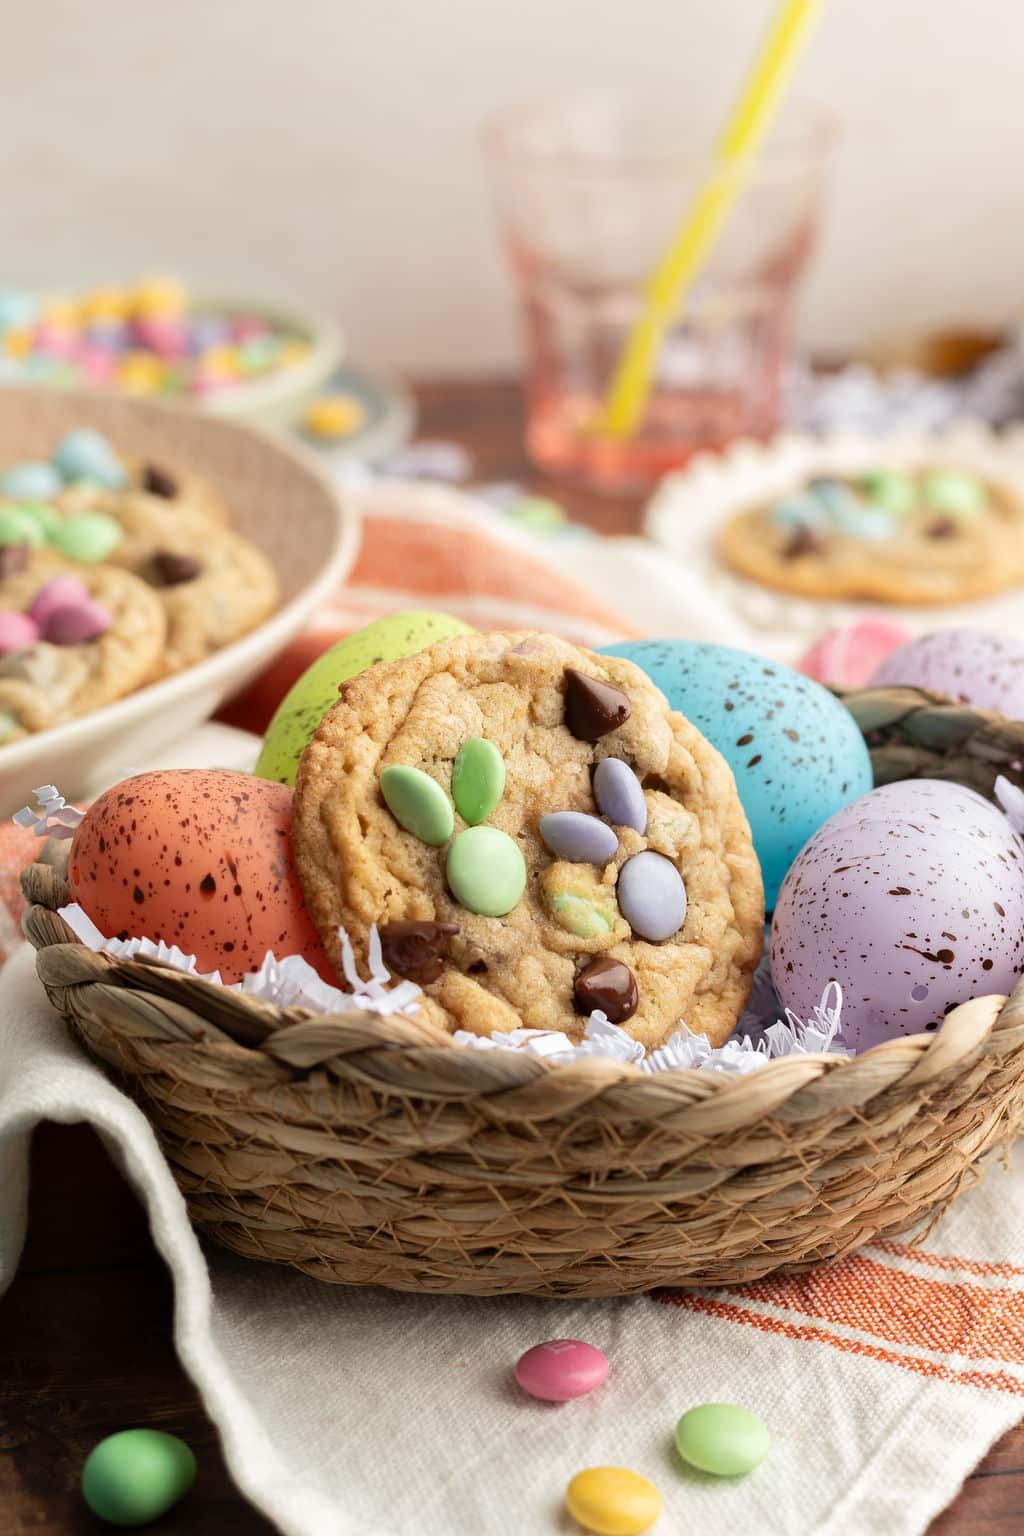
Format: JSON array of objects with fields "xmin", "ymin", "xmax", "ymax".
[
  {"xmin": 3, "ymin": 329, "xmax": 32, "ymax": 359},
  {"xmin": 565, "ymin": 1467, "xmax": 662, "ymax": 1536},
  {"xmin": 201, "ymin": 345, "xmax": 240, "ymax": 381},
  {"xmin": 304, "ymin": 393, "xmax": 366, "ymax": 438},
  {"xmin": 278, "ymin": 339, "xmax": 311, "ymax": 367},
  {"xmin": 116, "ymin": 352, "xmax": 166, "ymax": 393},
  {"xmin": 133, "ymin": 274, "xmax": 189, "ymax": 317},
  {"xmin": 80, "ymin": 285, "xmax": 131, "ymax": 323},
  {"xmin": 40, "ymin": 294, "xmax": 78, "ymax": 329}
]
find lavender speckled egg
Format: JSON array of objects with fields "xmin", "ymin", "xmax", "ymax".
[
  {"xmin": 771, "ymin": 780, "xmax": 1024, "ymax": 1052},
  {"xmin": 601, "ymin": 640, "xmax": 872, "ymax": 907},
  {"xmin": 867, "ymin": 628, "xmax": 1024, "ymax": 717}
]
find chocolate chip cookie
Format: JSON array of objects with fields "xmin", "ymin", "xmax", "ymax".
[
  {"xmin": 718, "ymin": 467, "xmax": 1024, "ymax": 604},
  {"xmin": 293, "ymin": 631, "xmax": 764, "ymax": 1050}
]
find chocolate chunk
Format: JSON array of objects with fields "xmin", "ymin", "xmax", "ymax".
[
  {"xmin": 573, "ymin": 956, "xmax": 639, "ymax": 1023},
  {"xmin": 564, "ymin": 669, "xmax": 631, "ymax": 741},
  {"xmin": 782, "ymin": 525, "xmax": 827, "ymax": 560},
  {"xmin": 143, "ymin": 463, "xmax": 179, "ymax": 499},
  {"xmin": 925, "ymin": 516, "xmax": 958, "ymax": 540},
  {"xmin": 0, "ymin": 543, "xmax": 30, "ymax": 580},
  {"xmin": 379, "ymin": 919, "xmax": 458, "ymax": 984},
  {"xmin": 153, "ymin": 549, "xmax": 202, "ymax": 586}
]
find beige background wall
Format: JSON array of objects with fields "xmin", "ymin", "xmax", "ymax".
[{"xmin": 5, "ymin": 0, "xmax": 1021, "ymax": 371}]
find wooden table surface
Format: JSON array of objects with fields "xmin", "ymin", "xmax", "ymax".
[{"xmin": 2, "ymin": 376, "xmax": 1021, "ymax": 1534}]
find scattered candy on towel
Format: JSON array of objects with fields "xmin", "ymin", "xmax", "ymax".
[
  {"xmin": 674, "ymin": 1403, "xmax": 771, "ymax": 1477},
  {"xmin": 565, "ymin": 1466, "xmax": 662, "ymax": 1536},
  {"xmin": 81, "ymin": 1429, "xmax": 196, "ymax": 1527},
  {"xmin": 514, "ymin": 1340, "xmax": 609, "ymax": 1402}
]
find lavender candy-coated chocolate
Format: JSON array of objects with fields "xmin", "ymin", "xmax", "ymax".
[
  {"xmin": 593, "ymin": 758, "xmax": 647, "ymax": 833},
  {"xmin": 539, "ymin": 812, "xmax": 618, "ymax": 865},
  {"xmin": 617, "ymin": 851, "xmax": 687, "ymax": 941},
  {"xmin": 771, "ymin": 779, "xmax": 1024, "ymax": 1053}
]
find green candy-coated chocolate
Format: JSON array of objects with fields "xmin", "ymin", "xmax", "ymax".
[
  {"xmin": 447, "ymin": 825, "xmax": 526, "ymax": 916},
  {"xmin": 0, "ymin": 710, "xmax": 18, "ymax": 742},
  {"xmin": 675, "ymin": 1403, "xmax": 771, "ymax": 1477},
  {"xmin": 21, "ymin": 501, "xmax": 62, "ymax": 536},
  {"xmin": 921, "ymin": 470, "xmax": 986, "ymax": 517},
  {"xmin": 0, "ymin": 505, "xmax": 44, "ymax": 548},
  {"xmin": 859, "ymin": 469, "xmax": 916, "ymax": 516},
  {"xmin": 381, "ymin": 765, "xmax": 454, "ymax": 846},
  {"xmin": 81, "ymin": 1428, "xmax": 196, "ymax": 1527},
  {"xmin": 50, "ymin": 512, "xmax": 121, "ymax": 562},
  {"xmin": 254, "ymin": 611, "xmax": 473, "ymax": 786},
  {"xmin": 452, "ymin": 737, "xmax": 505, "ymax": 825}
]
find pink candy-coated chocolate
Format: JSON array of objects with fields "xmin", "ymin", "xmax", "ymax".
[
  {"xmin": 79, "ymin": 347, "xmax": 116, "ymax": 384},
  {"xmin": 43, "ymin": 599, "xmax": 111, "ymax": 646},
  {"xmin": 0, "ymin": 609, "xmax": 39, "ymax": 654},
  {"xmin": 29, "ymin": 576, "xmax": 92, "ymax": 629},
  {"xmin": 797, "ymin": 618, "xmax": 913, "ymax": 689},
  {"xmin": 134, "ymin": 315, "xmax": 189, "ymax": 358},
  {"xmin": 514, "ymin": 1339, "xmax": 609, "ymax": 1402}
]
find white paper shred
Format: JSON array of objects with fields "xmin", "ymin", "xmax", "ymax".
[
  {"xmin": 13, "ymin": 784, "xmax": 85, "ymax": 840},
  {"xmin": 53, "ymin": 898, "xmax": 848, "ymax": 1070}
]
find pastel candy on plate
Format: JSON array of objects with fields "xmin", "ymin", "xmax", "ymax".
[
  {"xmin": 771, "ymin": 779, "xmax": 1024, "ymax": 1052},
  {"xmin": 601, "ymin": 640, "xmax": 873, "ymax": 908},
  {"xmin": 514, "ymin": 1338, "xmax": 609, "ymax": 1401},
  {"xmin": 867, "ymin": 628, "xmax": 1024, "ymax": 716}
]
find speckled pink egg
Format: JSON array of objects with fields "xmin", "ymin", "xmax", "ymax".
[
  {"xmin": 68, "ymin": 769, "xmax": 331, "ymax": 983},
  {"xmin": 771, "ymin": 780, "xmax": 1024, "ymax": 1051},
  {"xmin": 867, "ymin": 628, "xmax": 1024, "ymax": 716}
]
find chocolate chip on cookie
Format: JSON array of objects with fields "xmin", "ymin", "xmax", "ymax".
[
  {"xmin": 782, "ymin": 525, "xmax": 827, "ymax": 560},
  {"xmin": 153, "ymin": 550, "xmax": 203, "ymax": 586},
  {"xmin": 573, "ymin": 956, "xmax": 639, "ymax": 1023},
  {"xmin": 564, "ymin": 668, "xmax": 631, "ymax": 741},
  {"xmin": 379, "ymin": 919, "xmax": 459, "ymax": 984},
  {"xmin": 142, "ymin": 463, "xmax": 179, "ymax": 499},
  {"xmin": 0, "ymin": 544, "xmax": 30, "ymax": 580}
]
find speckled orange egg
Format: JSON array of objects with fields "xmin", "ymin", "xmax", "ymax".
[{"xmin": 68, "ymin": 770, "xmax": 331, "ymax": 983}]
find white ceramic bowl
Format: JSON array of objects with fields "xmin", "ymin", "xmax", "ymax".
[
  {"xmin": 0, "ymin": 385, "xmax": 358, "ymax": 816},
  {"xmin": 194, "ymin": 295, "xmax": 344, "ymax": 428}
]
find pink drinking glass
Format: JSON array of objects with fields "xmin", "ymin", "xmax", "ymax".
[{"xmin": 484, "ymin": 94, "xmax": 836, "ymax": 494}]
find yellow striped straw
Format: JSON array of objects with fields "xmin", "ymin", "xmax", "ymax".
[{"xmin": 599, "ymin": 0, "xmax": 824, "ymax": 439}]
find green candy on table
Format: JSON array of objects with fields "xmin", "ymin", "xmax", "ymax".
[
  {"xmin": 452, "ymin": 737, "xmax": 505, "ymax": 825},
  {"xmin": 81, "ymin": 1428, "xmax": 196, "ymax": 1527},
  {"xmin": 505, "ymin": 495, "xmax": 568, "ymax": 535},
  {"xmin": 447, "ymin": 825, "xmax": 526, "ymax": 916},
  {"xmin": 49, "ymin": 512, "xmax": 122, "ymax": 562},
  {"xmin": 859, "ymin": 469, "xmax": 916, "ymax": 516},
  {"xmin": 0, "ymin": 505, "xmax": 45, "ymax": 548},
  {"xmin": 254, "ymin": 611, "xmax": 472, "ymax": 787},
  {"xmin": 380, "ymin": 764, "xmax": 454, "ymax": 846},
  {"xmin": 675, "ymin": 1403, "xmax": 771, "ymax": 1477},
  {"xmin": 921, "ymin": 470, "xmax": 986, "ymax": 516}
]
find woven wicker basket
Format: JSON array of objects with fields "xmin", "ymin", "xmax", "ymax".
[{"xmin": 21, "ymin": 684, "xmax": 1024, "ymax": 1299}]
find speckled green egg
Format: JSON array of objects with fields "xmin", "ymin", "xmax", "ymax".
[
  {"xmin": 255, "ymin": 610, "xmax": 472, "ymax": 786},
  {"xmin": 600, "ymin": 640, "xmax": 872, "ymax": 907},
  {"xmin": 81, "ymin": 1429, "xmax": 196, "ymax": 1527}
]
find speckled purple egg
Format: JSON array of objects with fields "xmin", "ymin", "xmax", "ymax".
[
  {"xmin": 770, "ymin": 779, "xmax": 1024, "ymax": 1051},
  {"xmin": 867, "ymin": 628, "xmax": 1024, "ymax": 716}
]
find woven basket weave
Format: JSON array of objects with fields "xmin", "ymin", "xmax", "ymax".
[{"xmin": 21, "ymin": 684, "xmax": 1024, "ymax": 1298}]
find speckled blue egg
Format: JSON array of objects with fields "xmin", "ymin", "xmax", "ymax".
[
  {"xmin": 771, "ymin": 780, "xmax": 1024, "ymax": 1051},
  {"xmin": 600, "ymin": 640, "xmax": 872, "ymax": 906},
  {"xmin": 868, "ymin": 628, "xmax": 1024, "ymax": 717}
]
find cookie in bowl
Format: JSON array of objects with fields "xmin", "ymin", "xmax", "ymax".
[
  {"xmin": 717, "ymin": 466, "xmax": 1024, "ymax": 605},
  {"xmin": 292, "ymin": 630, "xmax": 765, "ymax": 1050},
  {"xmin": 0, "ymin": 550, "xmax": 165, "ymax": 740}
]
